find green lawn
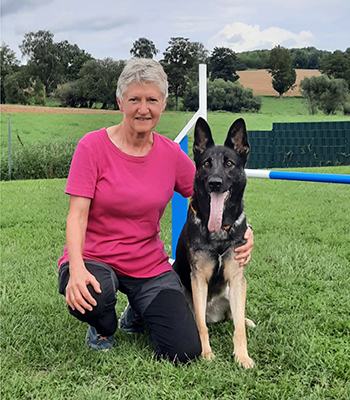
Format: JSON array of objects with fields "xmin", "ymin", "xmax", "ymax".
[
  {"xmin": 1, "ymin": 98, "xmax": 350, "ymax": 398},
  {"xmin": 1, "ymin": 165, "xmax": 350, "ymax": 399},
  {"xmin": 1, "ymin": 96, "xmax": 350, "ymax": 153}
]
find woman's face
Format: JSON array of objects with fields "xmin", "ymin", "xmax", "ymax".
[{"xmin": 117, "ymin": 82, "xmax": 167, "ymax": 135}]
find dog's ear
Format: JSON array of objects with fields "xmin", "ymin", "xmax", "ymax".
[
  {"xmin": 224, "ymin": 118, "xmax": 250, "ymax": 160},
  {"xmin": 193, "ymin": 117, "xmax": 215, "ymax": 159}
]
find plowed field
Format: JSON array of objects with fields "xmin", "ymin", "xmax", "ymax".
[{"xmin": 238, "ymin": 69, "xmax": 322, "ymax": 96}]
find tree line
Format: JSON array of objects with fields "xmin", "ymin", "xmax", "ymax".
[{"xmin": 1, "ymin": 31, "xmax": 350, "ymax": 114}]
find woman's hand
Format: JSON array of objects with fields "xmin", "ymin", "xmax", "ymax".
[
  {"xmin": 65, "ymin": 263, "xmax": 101, "ymax": 314},
  {"xmin": 65, "ymin": 195, "xmax": 100, "ymax": 314},
  {"xmin": 234, "ymin": 226, "xmax": 254, "ymax": 267}
]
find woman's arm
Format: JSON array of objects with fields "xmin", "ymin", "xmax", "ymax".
[{"xmin": 65, "ymin": 195, "xmax": 101, "ymax": 314}]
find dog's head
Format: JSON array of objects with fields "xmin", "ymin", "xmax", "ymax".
[{"xmin": 193, "ymin": 117, "xmax": 250, "ymax": 233}]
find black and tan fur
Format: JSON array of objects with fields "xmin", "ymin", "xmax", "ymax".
[{"xmin": 173, "ymin": 117, "xmax": 255, "ymax": 368}]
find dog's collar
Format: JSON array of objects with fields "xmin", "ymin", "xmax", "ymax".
[{"xmin": 189, "ymin": 198, "xmax": 245, "ymax": 232}]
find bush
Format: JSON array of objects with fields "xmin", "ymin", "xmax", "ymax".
[
  {"xmin": 300, "ymin": 75, "xmax": 350, "ymax": 115},
  {"xmin": 165, "ymin": 95, "xmax": 178, "ymax": 111},
  {"xmin": 1, "ymin": 140, "xmax": 78, "ymax": 181},
  {"xmin": 182, "ymin": 79, "xmax": 261, "ymax": 113},
  {"xmin": 181, "ymin": 84, "xmax": 199, "ymax": 111},
  {"xmin": 54, "ymin": 81, "xmax": 88, "ymax": 108},
  {"xmin": 3, "ymin": 74, "xmax": 30, "ymax": 105},
  {"xmin": 33, "ymin": 79, "xmax": 46, "ymax": 106},
  {"xmin": 343, "ymin": 102, "xmax": 350, "ymax": 115}
]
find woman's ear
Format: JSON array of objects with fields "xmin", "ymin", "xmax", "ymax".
[
  {"xmin": 117, "ymin": 97, "xmax": 123, "ymax": 112},
  {"xmin": 162, "ymin": 98, "xmax": 168, "ymax": 112}
]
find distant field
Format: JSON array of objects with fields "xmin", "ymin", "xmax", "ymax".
[{"xmin": 238, "ymin": 69, "xmax": 322, "ymax": 96}]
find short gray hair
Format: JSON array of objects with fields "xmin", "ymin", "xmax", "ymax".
[{"xmin": 116, "ymin": 58, "xmax": 168, "ymax": 103}]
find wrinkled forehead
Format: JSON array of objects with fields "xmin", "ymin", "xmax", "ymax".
[{"xmin": 122, "ymin": 80, "xmax": 166, "ymax": 101}]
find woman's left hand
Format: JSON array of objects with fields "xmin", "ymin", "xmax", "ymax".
[{"xmin": 234, "ymin": 226, "xmax": 254, "ymax": 267}]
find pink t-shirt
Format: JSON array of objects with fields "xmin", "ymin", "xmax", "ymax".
[{"xmin": 58, "ymin": 128, "xmax": 195, "ymax": 278}]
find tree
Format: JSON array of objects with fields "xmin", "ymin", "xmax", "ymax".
[
  {"xmin": 289, "ymin": 47, "xmax": 330, "ymax": 69},
  {"xmin": 290, "ymin": 48, "xmax": 309, "ymax": 69},
  {"xmin": 130, "ymin": 38, "xmax": 159, "ymax": 59},
  {"xmin": 268, "ymin": 45, "xmax": 296, "ymax": 98},
  {"xmin": 0, "ymin": 43, "xmax": 20, "ymax": 103},
  {"xmin": 54, "ymin": 81, "xmax": 86, "ymax": 108},
  {"xmin": 20, "ymin": 30, "xmax": 92, "ymax": 95},
  {"xmin": 161, "ymin": 37, "xmax": 198, "ymax": 110},
  {"xmin": 320, "ymin": 49, "xmax": 350, "ymax": 90},
  {"xmin": 3, "ymin": 72, "xmax": 30, "ymax": 105},
  {"xmin": 33, "ymin": 79, "xmax": 46, "ymax": 105},
  {"xmin": 235, "ymin": 49, "xmax": 270, "ymax": 70},
  {"xmin": 20, "ymin": 30, "xmax": 61, "ymax": 95},
  {"xmin": 300, "ymin": 75, "xmax": 350, "ymax": 115},
  {"xmin": 77, "ymin": 58, "xmax": 125, "ymax": 109},
  {"xmin": 208, "ymin": 47, "xmax": 239, "ymax": 82},
  {"xmin": 56, "ymin": 40, "xmax": 93, "ymax": 82},
  {"xmin": 182, "ymin": 79, "xmax": 261, "ymax": 113}
]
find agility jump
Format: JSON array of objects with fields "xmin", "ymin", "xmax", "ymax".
[{"xmin": 171, "ymin": 64, "xmax": 350, "ymax": 258}]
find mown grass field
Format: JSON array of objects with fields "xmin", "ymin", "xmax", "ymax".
[
  {"xmin": 2, "ymin": 96, "xmax": 350, "ymax": 156},
  {"xmin": 1, "ymin": 167, "xmax": 350, "ymax": 399},
  {"xmin": 1, "ymin": 98, "xmax": 350, "ymax": 399}
]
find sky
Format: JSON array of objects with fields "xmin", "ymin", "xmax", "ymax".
[{"xmin": 1, "ymin": 0, "xmax": 349, "ymax": 64}]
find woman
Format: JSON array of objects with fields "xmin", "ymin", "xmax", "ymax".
[{"xmin": 58, "ymin": 58, "xmax": 253, "ymax": 363}]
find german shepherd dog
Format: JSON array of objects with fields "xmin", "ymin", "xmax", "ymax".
[{"xmin": 173, "ymin": 117, "xmax": 255, "ymax": 368}]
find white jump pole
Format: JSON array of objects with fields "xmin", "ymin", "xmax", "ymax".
[
  {"xmin": 172, "ymin": 64, "xmax": 207, "ymax": 259},
  {"xmin": 246, "ymin": 169, "xmax": 350, "ymax": 184}
]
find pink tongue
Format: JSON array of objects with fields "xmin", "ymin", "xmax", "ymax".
[{"xmin": 208, "ymin": 192, "xmax": 228, "ymax": 233}]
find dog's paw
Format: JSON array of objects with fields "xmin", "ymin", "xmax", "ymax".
[
  {"xmin": 234, "ymin": 353, "xmax": 255, "ymax": 369},
  {"xmin": 245, "ymin": 318, "xmax": 256, "ymax": 328},
  {"xmin": 202, "ymin": 351, "xmax": 215, "ymax": 361}
]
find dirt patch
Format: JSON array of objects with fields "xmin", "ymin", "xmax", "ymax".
[
  {"xmin": 238, "ymin": 69, "xmax": 322, "ymax": 96},
  {"xmin": 0, "ymin": 104, "xmax": 121, "ymax": 114}
]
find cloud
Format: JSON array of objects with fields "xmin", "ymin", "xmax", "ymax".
[
  {"xmin": 51, "ymin": 14, "xmax": 136, "ymax": 34},
  {"xmin": 208, "ymin": 22, "xmax": 315, "ymax": 52},
  {"xmin": 1, "ymin": 0, "xmax": 55, "ymax": 16}
]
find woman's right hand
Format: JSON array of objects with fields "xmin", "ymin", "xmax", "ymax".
[
  {"xmin": 65, "ymin": 195, "xmax": 100, "ymax": 314},
  {"xmin": 65, "ymin": 263, "xmax": 101, "ymax": 314}
]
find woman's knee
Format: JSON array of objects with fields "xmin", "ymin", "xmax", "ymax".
[
  {"xmin": 143, "ymin": 289, "xmax": 202, "ymax": 364},
  {"xmin": 59, "ymin": 261, "xmax": 119, "ymax": 333}
]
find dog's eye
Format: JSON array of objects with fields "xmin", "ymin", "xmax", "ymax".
[
  {"xmin": 203, "ymin": 160, "xmax": 211, "ymax": 167},
  {"xmin": 226, "ymin": 160, "xmax": 234, "ymax": 167}
]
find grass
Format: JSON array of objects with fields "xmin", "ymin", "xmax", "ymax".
[
  {"xmin": 1, "ymin": 97, "xmax": 350, "ymax": 398},
  {"xmin": 1, "ymin": 165, "xmax": 350, "ymax": 399},
  {"xmin": 2, "ymin": 96, "xmax": 350, "ymax": 153}
]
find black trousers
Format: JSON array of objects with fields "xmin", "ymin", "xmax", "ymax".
[{"xmin": 58, "ymin": 260, "xmax": 201, "ymax": 363}]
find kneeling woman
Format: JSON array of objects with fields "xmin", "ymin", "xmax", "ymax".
[{"xmin": 58, "ymin": 58, "xmax": 254, "ymax": 363}]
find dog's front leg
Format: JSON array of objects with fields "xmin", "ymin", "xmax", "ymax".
[
  {"xmin": 225, "ymin": 261, "xmax": 254, "ymax": 369},
  {"xmin": 191, "ymin": 269, "xmax": 214, "ymax": 360}
]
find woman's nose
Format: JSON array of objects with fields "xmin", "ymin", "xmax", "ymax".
[{"xmin": 138, "ymin": 100, "xmax": 148, "ymax": 114}]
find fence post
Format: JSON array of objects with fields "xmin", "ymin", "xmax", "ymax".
[{"xmin": 8, "ymin": 117, "xmax": 11, "ymax": 181}]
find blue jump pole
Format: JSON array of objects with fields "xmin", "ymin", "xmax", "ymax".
[
  {"xmin": 172, "ymin": 135, "xmax": 188, "ymax": 260},
  {"xmin": 171, "ymin": 166, "xmax": 349, "ymax": 259},
  {"xmin": 245, "ymin": 169, "xmax": 350, "ymax": 184}
]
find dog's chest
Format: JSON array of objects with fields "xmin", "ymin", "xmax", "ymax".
[{"xmin": 206, "ymin": 247, "xmax": 233, "ymax": 296}]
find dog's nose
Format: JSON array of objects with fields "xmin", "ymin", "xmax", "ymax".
[{"xmin": 208, "ymin": 178, "xmax": 222, "ymax": 192}]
